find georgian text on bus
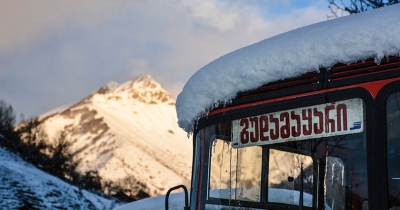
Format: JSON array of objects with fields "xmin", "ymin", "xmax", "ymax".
[{"xmin": 232, "ymin": 98, "xmax": 364, "ymax": 148}]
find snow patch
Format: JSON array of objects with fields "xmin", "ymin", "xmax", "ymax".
[{"xmin": 0, "ymin": 147, "xmax": 119, "ymax": 209}]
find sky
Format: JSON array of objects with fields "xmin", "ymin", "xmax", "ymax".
[{"xmin": 0, "ymin": 0, "xmax": 332, "ymax": 122}]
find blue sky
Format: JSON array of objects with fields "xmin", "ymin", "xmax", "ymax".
[{"xmin": 0, "ymin": 0, "xmax": 331, "ymax": 121}]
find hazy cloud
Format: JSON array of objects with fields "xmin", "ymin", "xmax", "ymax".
[{"xmin": 0, "ymin": 0, "xmax": 329, "ymax": 120}]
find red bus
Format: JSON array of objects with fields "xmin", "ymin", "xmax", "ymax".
[
  {"xmin": 175, "ymin": 56, "xmax": 400, "ymax": 209},
  {"xmin": 166, "ymin": 5, "xmax": 400, "ymax": 210}
]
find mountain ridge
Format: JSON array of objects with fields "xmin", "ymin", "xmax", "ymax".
[
  {"xmin": 39, "ymin": 75, "xmax": 192, "ymax": 198},
  {"xmin": 93, "ymin": 75, "xmax": 175, "ymax": 105}
]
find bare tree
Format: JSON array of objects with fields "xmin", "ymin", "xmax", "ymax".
[
  {"xmin": 328, "ymin": 0, "xmax": 399, "ymax": 18},
  {"xmin": 49, "ymin": 131, "xmax": 80, "ymax": 182},
  {"xmin": 17, "ymin": 117, "xmax": 49, "ymax": 164},
  {"xmin": 80, "ymin": 170, "xmax": 102, "ymax": 192},
  {"xmin": 18, "ymin": 117, "xmax": 47, "ymax": 148},
  {"xmin": 0, "ymin": 100, "xmax": 16, "ymax": 136}
]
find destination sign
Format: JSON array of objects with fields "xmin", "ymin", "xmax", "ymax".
[{"xmin": 232, "ymin": 98, "xmax": 364, "ymax": 148}]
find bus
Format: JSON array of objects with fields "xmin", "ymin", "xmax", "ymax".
[{"xmin": 170, "ymin": 4, "xmax": 400, "ymax": 210}]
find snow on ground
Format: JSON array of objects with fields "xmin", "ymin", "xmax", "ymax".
[
  {"xmin": 176, "ymin": 4, "xmax": 400, "ymax": 133},
  {"xmin": 113, "ymin": 188, "xmax": 333, "ymax": 210},
  {"xmin": 0, "ymin": 147, "xmax": 119, "ymax": 209},
  {"xmin": 113, "ymin": 192, "xmax": 188, "ymax": 210}
]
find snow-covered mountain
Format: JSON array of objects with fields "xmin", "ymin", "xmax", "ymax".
[
  {"xmin": 0, "ymin": 147, "xmax": 119, "ymax": 209},
  {"xmin": 40, "ymin": 75, "xmax": 192, "ymax": 198}
]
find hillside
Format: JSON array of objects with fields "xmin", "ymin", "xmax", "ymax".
[
  {"xmin": 0, "ymin": 147, "xmax": 118, "ymax": 209},
  {"xmin": 39, "ymin": 75, "xmax": 192, "ymax": 198}
]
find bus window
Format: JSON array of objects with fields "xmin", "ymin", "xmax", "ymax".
[
  {"xmin": 208, "ymin": 138, "xmax": 262, "ymax": 202},
  {"xmin": 322, "ymin": 134, "xmax": 368, "ymax": 210},
  {"xmin": 386, "ymin": 92, "xmax": 400, "ymax": 208},
  {"xmin": 268, "ymin": 149, "xmax": 314, "ymax": 207},
  {"xmin": 325, "ymin": 156, "xmax": 345, "ymax": 210},
  {"xmin": 267, "ymin": 133, "xmax": 367, "ymax": 210}
]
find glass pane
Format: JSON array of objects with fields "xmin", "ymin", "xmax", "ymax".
[
  {"xmin": 320, "ymin": 133, "xmax": 368, "ymax": 209},
  {"xmin": 387, "ymin": 92, "xmax": 400, "ymax": 208},
  {"xmin": 209, "ymin": 139, "xmax": 262, "ymax": 202},
  {"xmin": 209, "ymin": 139, "xmax": 237, "ymax": 199},
  {"xmin": 236, "ymin": 146, "xmax": 262, "ymax": 201},
  {"xmin": 325, "ymin": 156, "xmax": 345, "ymax": 210},
  {"xmin": 268, "ymin": 149, "xmax": 313, "ymax": 207},
  {"xmin": 190, "ymin": 132, "xmax": 203, "ymax": 210}
]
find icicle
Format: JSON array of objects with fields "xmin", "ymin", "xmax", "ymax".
[
  {"xmin": 375, "ymin": 57, "xmax": 382, "ymax": 65},
  {"xmin": 374, "ymin": 52, "xmax": 384, "ymax": 65}
]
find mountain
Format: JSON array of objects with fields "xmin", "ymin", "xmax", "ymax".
[
  {"xmin": 39, "ymin": 75, "xmax": 192, "ymax": 198},
  {"xmin": 0, "ymin": 147, "xmax": 119, "ymax": 209}
]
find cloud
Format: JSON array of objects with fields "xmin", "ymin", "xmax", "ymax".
[
  {"xmin": 146, "ymin": 1, "xmax": 330, "ymax": 96},
  {"xmin": 1, "ymin": 1, "xmax": 160, "ymax": 57},
  {"xmin": 0, "ymin": 0, "xmax": 330, "ymax": 119},
  {"xmin": 180, "ymin": 0, "xmax": 243, "ymax": 32},
  {"xmin": 129, "ymin": 58, "xmax": 153, "ymax": 77}
]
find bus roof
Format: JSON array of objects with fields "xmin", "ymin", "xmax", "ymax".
[{"xmin": 176, "ymin": 4, "xmax": 400, "ymax": 133}]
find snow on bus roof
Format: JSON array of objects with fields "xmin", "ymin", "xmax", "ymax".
[{"xmin": 176, "ymin": 4, "xmax": 400, "ymax": 133}]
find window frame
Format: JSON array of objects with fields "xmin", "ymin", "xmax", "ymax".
[
  {"xmin": 195, "ymin": 87, "xmax": 374, "ymax": 210},
  {"xmin": 375, "ymin": 81, "xmax": 400, "ymax": 209}
]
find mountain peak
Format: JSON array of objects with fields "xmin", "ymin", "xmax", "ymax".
[
  {"xmin": 95, "ymin": 81, "xmax": 119, "ymax": 94},
  {"xmin": 132, "ymin": 74, "xmax": 154, "ymax": 83},
  {"xmin": 125, "ymin": 75, "xmax": 160, "ymax": 92},
  {"xmin": 112, "ymin": 75, "xmax": 174, "ymax": 105}
]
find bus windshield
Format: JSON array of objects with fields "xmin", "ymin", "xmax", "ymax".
[{"xmin": 195, "ymin": 98, "xmax": 368, "ymax": 209}]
